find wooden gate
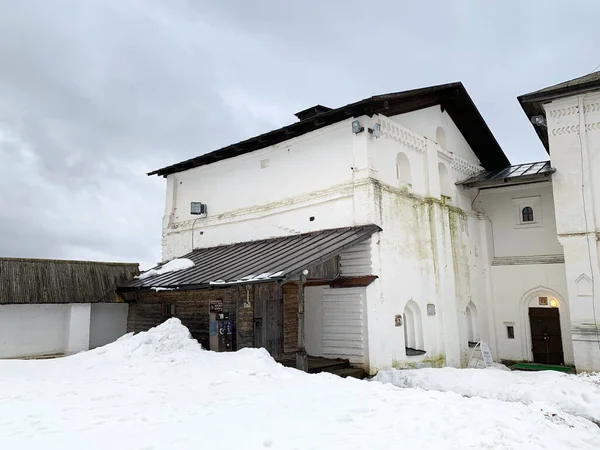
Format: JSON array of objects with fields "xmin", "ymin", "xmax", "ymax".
[
  {"xmin": 529, "ymin": 307, "xmax": 564, "ymax": 365},
  {"xmin": 253, "ymin": 284, "xmax": 283, "ymax": 359}
]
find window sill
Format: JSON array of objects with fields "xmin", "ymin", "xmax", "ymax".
[
  {"xmin": 515, "ymin": 221, "xmax": 542, "ymax": 229},
  {"xmin": 405, "ymin": 347, "xmax": 426, "ymax": 357}
]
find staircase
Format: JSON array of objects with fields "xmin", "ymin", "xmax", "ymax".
[{"xmin": 277, "ymin": 355, "xmax": 365, "ymax": 379}]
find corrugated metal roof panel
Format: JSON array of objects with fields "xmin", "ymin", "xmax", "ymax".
[
  {"xmin": 121, "ymin": 225, "xmax": 381, "ymax": 290},
  {"xmin": 459, "ymin": 161, "xmax": 555, "ymax": 188}
]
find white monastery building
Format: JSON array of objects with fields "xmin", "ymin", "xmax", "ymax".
[{"xmin": 126, "ymin": 72, "xmax": 600, "ymax": 374}]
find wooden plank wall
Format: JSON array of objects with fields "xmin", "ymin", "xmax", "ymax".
[
  {"xmin": 253, "ymin": 283, "xmax": 283, "ymax": 359},
  {"xmin": 124, "ymin": 282, "xmax": 283, "ymax": 356},
  {"xmin": 0, "ymin": 258, "xmax": 139, "ymax": 305},
  {"xmin": 283, "ymin": 284, "xmax": 299, "ymax": 354}
]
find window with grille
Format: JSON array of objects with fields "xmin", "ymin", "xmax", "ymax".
[{"xmin": 522, "ymin": 206, "xmax": 534, "ymax": 223}]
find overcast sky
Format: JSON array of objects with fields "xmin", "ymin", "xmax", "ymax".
[{"xmin": 1, "ymin": 1, "xmax": 599, "ymax": 269}]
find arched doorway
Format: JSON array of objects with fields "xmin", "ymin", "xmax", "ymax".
[{"xmin": 520, "ymin": 288, "xmax": 573, "ymax": 366}]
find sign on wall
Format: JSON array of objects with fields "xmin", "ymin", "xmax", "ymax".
[{"xmin": 394, "ymin": 315, "xmax": 402, "ymax": 327}]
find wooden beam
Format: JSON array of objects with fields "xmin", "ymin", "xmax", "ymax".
[
  {"xmin": 296, "ymin": 272, "xmax": 308, "ymax": 372},
  {"xmin": 283, "ymin": 275, "xmax": 378, "ymax": 288}
]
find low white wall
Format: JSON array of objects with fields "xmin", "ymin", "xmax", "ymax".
[
  {"xmin": 0, "ymin": 304, "xmax": 70, "ymax": 358},
  {"xmin": 89, "ymin": 303, "xmax": 129, "ymax": 349},
  {"xmin": 66, "ymin": 303, "xmax": 91, "ymax": 354},
  {"xmin": 0, "ymin": 303, "xmax": 129, "ymax": 359}
]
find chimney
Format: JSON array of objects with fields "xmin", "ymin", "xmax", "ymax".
[{"xmin": 294, "ymin": 105, "xmax": 332, "ymax": 121}]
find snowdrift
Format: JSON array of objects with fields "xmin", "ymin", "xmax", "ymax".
[
  {"xmin": 374, "ymin": 366, "xmax": 600, "ymax": 425},
  {"xmin": 1, "ymin": 320, "xmax": 599, "ymax": 449}
]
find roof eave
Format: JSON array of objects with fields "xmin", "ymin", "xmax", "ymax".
[
  {"xmin": 518, "ymin": 79, "xmax": 600, "ymax": 153},
  {"xmin": 462, "ymin": 170, "xmax": 555, "ymax": 189},
  {"xmin": 148, "ymin": 82, "xmax": 509, "ymax": 177}
]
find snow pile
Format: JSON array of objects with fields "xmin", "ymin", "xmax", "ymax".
[
  {"xmin": 88, "ymin": 318, "xmax": 202, "ymax": 361},
  {"xmin": 1, "ymin": 321, "xmax": 599, "ymax": 449},
  {"xmin": 373, "ymin": 366, "xmax": 600, "ymax": 425},
  {"xmin": 209, "ymin": 271, "xmax": 284, "ymax": 285},
  {"xmin": 137, "ymin": 258, "xmax": 194, "ymax": 280}
]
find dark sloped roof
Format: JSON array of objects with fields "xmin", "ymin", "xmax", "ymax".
[
  {"xmin": 120, "ymin": 225, "xmax": 381, "ymax": 291},
  {"xmin": 459, "ymin": 161, "xmax": 555, "ymax": 189},
  {"xmin": 149, "ymin": 82, "xmax": 509, "ymax": 177},
  {"xmin": 0, "ymin": 258, "xmax": 139, "ymax": 305},
  {"xmin": 518, "ymin": 71, "xmax": 600, "ymax": 151}
]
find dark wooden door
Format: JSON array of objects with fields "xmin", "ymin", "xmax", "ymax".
[
  {"xmin": 529, "ymin": 308, "xmax": 564, "ymax": 365},
  {"xmin": 253, "ymin": 284, "xmax": 283, "ymax": 359}
]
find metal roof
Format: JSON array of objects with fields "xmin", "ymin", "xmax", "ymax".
[
  {"xmin": 518, "ymin": 71, "xmax": 600, "ymax": 152},
  {"xmin": 120, "ymin": 225, "xmax": 381, "ymax": 291},
  {"xmin": 148, "ymin": 82, "xmax": 509, "ymax": 177},
  {"xmin": 459, "ymin": 161, "xmax": 555, "ymax": 189}
]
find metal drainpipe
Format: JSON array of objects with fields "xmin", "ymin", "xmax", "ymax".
[{"xmin": 296, "ymin": 271, "xmax": 308, "ymax": 372}]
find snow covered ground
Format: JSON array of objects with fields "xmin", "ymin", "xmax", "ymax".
[
  {"xmin": 1, "ymin": 320, "xmax": 599, "ymax": 450},
  {"xmin": 374, "ymin": 366, "xmax": 600, "ymax": 426}
]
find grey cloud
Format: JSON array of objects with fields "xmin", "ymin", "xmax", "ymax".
[{"xmin": 1, "ymin": 0, "xmax": 600, "ymax": 268}]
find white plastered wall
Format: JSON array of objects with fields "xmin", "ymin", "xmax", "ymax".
[
  {"xmin": 544, "ymin": 92, "xmax": 600, "ymax": 371},
  {"xmin": 0, "ymin": 303, "xmax": 129, "ymax": 358}
]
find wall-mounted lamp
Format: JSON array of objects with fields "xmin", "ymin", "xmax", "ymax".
[
  {"xmin": 352, "ymin": 120, "xmax": 364, "ymax": 134},
  {"xmin": 368, "ymin": 122, "xmax": 381, "ymax": 138},
  {"xmin": 531, "ymin": 115, "xmax": 547, "ymax": 127}
]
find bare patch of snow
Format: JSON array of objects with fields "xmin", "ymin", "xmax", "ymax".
[{"xmin": 136, "ymin": 258, "xmax": 194, "ymax": 280}]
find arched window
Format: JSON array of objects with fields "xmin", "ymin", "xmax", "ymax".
[
  {"xmin": 404, "ymin": 300, "xmax": 425, "ymax": 356},
  {"xmin": 522, "ymin": 206, "xmax": 534, "ymax": 223},
  {"xmin": 438, "ymin": 162, "xmax": 451, "ymax": 198},
  {"xmin": 466, "ymin": 302, "xmax": 478, "ymax": 346},
  {"xmin": 396, "ymin": 152, "xmax": 412, "ymax": 187},
  {"xmin": 436, "ymin": 126, "xmax": 447, "ymax": 150}
]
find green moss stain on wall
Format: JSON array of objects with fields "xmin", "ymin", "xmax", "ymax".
[
  {"xmin": 423, "ymin": 352, "xmax": 446, "ymax": 368},
  {"xmin": 448, "ymin": 208, "xmax": 470, "ymax": 302}
]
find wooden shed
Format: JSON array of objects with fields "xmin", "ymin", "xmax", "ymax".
[{"xmin": 119, "ymin": 225, "xmax": 380, "ymax": 375}]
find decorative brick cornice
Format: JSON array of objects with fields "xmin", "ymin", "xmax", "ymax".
[
  {"xmin": 452, "ymin": 154, "xmax": 483, "ymax": 177},
  {"xmin": 378, "ymin": 116, "xmax": 426, "ymax": 152},
  {"xmin": 551, "ymin": 122, "xmax": 600, "ymax": 136},
  {"xmin": 551, "ymin": 124, "xmax": 580, "ymax": 136},
  {"xmin": 584, "ymin": 102, "xmax": 600, "ymax": 114},
  {"xmin": 586, "ymin": 122, "xmax": 600, "ymax": 132},
  {"xmin": 548, "ymin": 106, "xmax": 579, "ymax": 119}
]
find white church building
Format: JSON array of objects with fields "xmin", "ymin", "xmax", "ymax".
[{"xmin": 128, "ymin": 73, "xmax": 600, "ymax": 374}]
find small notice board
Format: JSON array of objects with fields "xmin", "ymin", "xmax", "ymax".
[{"xmin": 467, "ymin": 341, "xmax": 494, "ymax": 369}]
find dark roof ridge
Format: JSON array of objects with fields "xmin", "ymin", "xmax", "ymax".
[{"xmin": 149, "ymin": 82, "xmax": 508, "ymax": 177}]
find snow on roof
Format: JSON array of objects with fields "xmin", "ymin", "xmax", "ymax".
[
  {"xmin": 136, "ymin": 258, "xmax": 195, "ymax": 280},
  {"xmin": 209, "ymin": 272, "xmax": 282, "ymax": 286}
]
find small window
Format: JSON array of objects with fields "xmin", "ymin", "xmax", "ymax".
[
  {"xmin": 161, "ymin": 302, "xmax": 176, "ymax": 321},
  {"xmin": 522, "ymin": 206, "xmax": 534, "ymax": 223},
  {"xmin": 396, "ymin": 152, "xmax": 412, "ymax": 187},
  {"xmin": 506, "ymin": 325, "xmax": 515, "ymax": 339}
]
